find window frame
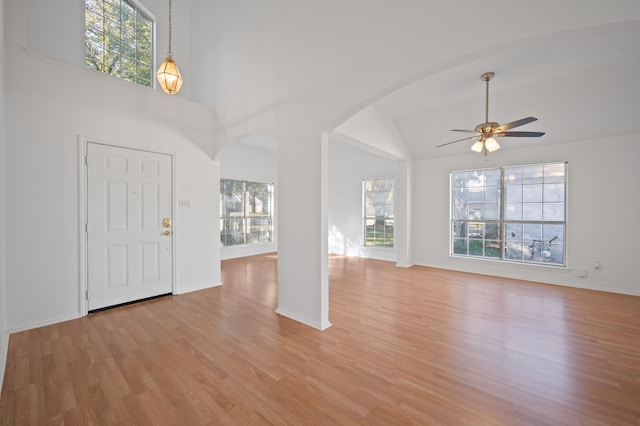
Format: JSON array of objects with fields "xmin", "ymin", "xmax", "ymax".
[
  {"xmin": 362, "ymin": 176, "xmax": 395, "ymax": 249},
  {"xmin": 450, "ymin": 162, "xmax": 567, "ymax": 267},
  {"xmin": 220, "ymin": 179, "xmax": 274, "ymax": 247},
  {"xmin": 84, "ymin": 0, "xmax": 155, "ymax": 88}
]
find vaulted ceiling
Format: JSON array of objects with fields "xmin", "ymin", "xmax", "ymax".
[
  {"xmin": 193, "ymin": 1, "xmax": 640, "ymax": 160},
  {"xmin": 372, "ymin": 21, "xmax": 640, "ymax": 159}
]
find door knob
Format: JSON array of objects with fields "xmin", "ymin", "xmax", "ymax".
[
  {"xmin": 164, "ymin": 230, "xmax": 171, "ymax": 236},
  {"xmin": 163, "ymin": 218, "xmax": 172, "ymax": 228}
]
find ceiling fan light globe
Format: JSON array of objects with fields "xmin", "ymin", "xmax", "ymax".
[
  {"xmin": 485, "ymin": 137, "xmax": 500, "ymax": 152},
  {"xmin": 471, "ymin": 141, "xmax": 484, "ymax": 152}
]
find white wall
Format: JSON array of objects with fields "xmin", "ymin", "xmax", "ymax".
[
  {"xmin": 3, "ymin": 0, "xmax": 220, "ymax": 332},
  {"xmin": 328, "ymin": 140, "xmax": 398, "ymax": 262},
  {"xmin": 24, "ymin": 0, "xmax": 194, "ymax": 101},
  {"xmin": 0, "ymin": 0, "xmax": 9, "ymax": 390},
  {"xmin": 217, "ymin": 138, "xmax": 278, "ymax": 260},
  {"xmin": 413, "ymin": 133, "xmax": 640, "ymax": 296},
  {"xmin": 334, "ymin": 105, "xmax": 411, "ymax": 160}
]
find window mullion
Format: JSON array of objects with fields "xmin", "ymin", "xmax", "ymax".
[{"xmin": 500, "ymin": 167, "xmax": 505, "ymax": 260}]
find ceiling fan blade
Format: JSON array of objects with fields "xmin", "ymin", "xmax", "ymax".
[
  {"xmin": 451, "ymin": 129, "xmax": 477, "ymax": 133},
  {"xmin": 495, "ymin": 116, "xmax": 537, "ymax": 132},
  {"xmin": 496, "ymin": 131, "xmax": 546, "ymax": 137},
  {"xmin": 436, "ymin": 135, "xmax": 480, "ymax": 148}
]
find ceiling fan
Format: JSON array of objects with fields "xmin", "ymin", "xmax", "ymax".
[{"xmin": 437, "ymin": 72, "xmax": 545, "ymax": 156}]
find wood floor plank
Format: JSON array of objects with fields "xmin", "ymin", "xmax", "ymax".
[{"xmin": 2, "ymin": 253, "xmax": 640, "ymax": 424}]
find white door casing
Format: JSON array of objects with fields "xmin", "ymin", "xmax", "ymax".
[{"xmin": 86, "ymin": 143, "xmax": 173, "ymax": 310}]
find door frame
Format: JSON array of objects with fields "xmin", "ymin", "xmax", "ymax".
[{"xmin": 78, "ymin": 136, "xmax": 177, "ymax": 315}]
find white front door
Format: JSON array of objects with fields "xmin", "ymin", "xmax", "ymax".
[{"xmin": 87, "ymin": 143, "xmax": 173, "ymax": 310}]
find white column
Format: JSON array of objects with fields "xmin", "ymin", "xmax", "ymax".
[
  {"xmin": 395, "ymin": 160, "xmax": 414, "ymax": 268},
  {"xmin": 275, "ymin": 131, "xmax": 331, "ymax": 330}
]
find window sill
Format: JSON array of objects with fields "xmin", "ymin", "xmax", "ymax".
[{"xmin": 449, "ymin": 254, "xmax": 569, "ymax": 272}]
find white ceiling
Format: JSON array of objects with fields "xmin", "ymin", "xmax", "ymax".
[
  {"xmin": 369, "ymin": 21, "xmax": 640, "ymax": 160},
  {"xmin": 200, "ymin": 2, "xmax": 640, "ymax": 161}
]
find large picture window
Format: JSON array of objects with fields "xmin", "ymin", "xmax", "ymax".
[
  {"xmin": 85, "ymin": 0, "xmax": 154, "ymax": 87},
  {"xmin": 220, "ymin": 179, "xmax": 274, "ymax": 246},
  {"xmin": 363, "ymin": 177, "xmax": 394, "ymax": 248},
  {"xmin": 451, "ymin": 162, "xmax": 566, "ymax": 266}
]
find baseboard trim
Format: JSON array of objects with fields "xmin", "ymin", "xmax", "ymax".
[
  {"xmin": 275, "ymin": 308, "xmax": 332, "ymax": 331},
  {"xmin": 7, "ymin": 313, "xmax": 82, "ymax": 335}
]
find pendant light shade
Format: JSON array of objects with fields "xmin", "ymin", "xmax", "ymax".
[
  {"xmin": 156, "ymin": 0, "xmax": 183, "ymax": 95},
  {"xmin": 156, "ymin": 56, "xmax": 183, "ymax": 95}
]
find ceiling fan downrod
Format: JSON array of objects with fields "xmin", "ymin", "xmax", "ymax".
[{"xmin": 481, "ymin": 72, "xmax": 494, "ymax": 125}]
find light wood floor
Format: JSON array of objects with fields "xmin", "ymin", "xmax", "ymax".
[{"xmin": 1, "ymin": 254, "xmax": 640, "ymax": 425}]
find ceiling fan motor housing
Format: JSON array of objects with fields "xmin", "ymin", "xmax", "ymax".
[{"xmin": 475, "ymin": 122, "xmax": 500, "ymax": 136}]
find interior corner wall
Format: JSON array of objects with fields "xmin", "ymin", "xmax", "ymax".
[
  {"xmin": 328, "ymin": 140, "xmax": 398, "ymax": 262},
  {"xmin": 218, "ymin": 143, "xmax": 278, "ymax": 260},
  {"xmin": 413, "ymin": 134, "xmax": 640, "ymax": 296}
]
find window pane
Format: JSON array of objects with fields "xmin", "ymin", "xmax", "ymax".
[
  {"xmin": 468, "ymin": 222, "xmax": 484, "ymax": 238},
  {"xmin": 452, "ymin": 221, "xmax": 467, "ymax": 238},
  {"xmin": 484, "ymin": 203, "xmax": 500, "ymax": 220},
  {"xmin": 452, "ymin": 188, "xmax": 467, "ymax": 220},
  {"xmin": 505, "ymin": 186, "xmax": 522, "ymax": 203},
  {"xmin": 523, "ymin": 224, "xmax": 543, "ymax": 262},
  {"xmin": 523, "ymin": 203, "xmax": 542, "ymax": 221},
  {"xmin": 523, "ymin": 184, "xmax": 542, "ymax": 202},
  {"xmin": 505, "ymin": 203, "xmax": 522, "ymax": 221},
  {"xmin": 505, "ymin": 223, "xmax": 523, "ymax": 260},
  {"xmin": 543, "ymin": 203, "xmax": 564, "ymax": 221},
  {"xmin": 523, "ymin": 165, "xmax": 543, "ymax": 184},
  {"xmin": 485, "ymin": 240, "xmax": 501, "ymax": 258},
  {"xmin": 505, "ymin": 242, "xmax": 523, "ymax": 260},
  {"xmin": 247, "ymin": 218, "xmax": 271, "ymax": 243},
  {"xmin": 543, "ymin": 183, "xmax": 565, "ymax": 203},
  {"xmin": 220, "ymin": 218, "xmax": 245, "ymax": 246},
  {"xmin": 543, "ymin": 224, "xmax": 564, "ymax": 265},
  {"xmin": 468, "ymin": 204, "xmax": 482, "ymax": 220},
  {"xmin": 468, "ymin": 239, "xmax": 483, "ymax": 256},
  {"xmin": 485, "ymin": 169, "xmax": 501, "ymax": 187},
  {"xmin": 485, "ymin": 187, "xmax": 500, "ymax": 204},
  {"xmin": 544, "ymin": 163, "xmax": 565, "ymax": 183},
  {"xmin": 453, "ymin": 238, "xmax": 467, "ymax": 255},
  {"xmin": 504, "ymin": 167, "xmax": 522, "ymax": 185},
  {"xmin": 486, "ymin": 223, "xmax": 500, "ymax": 240},
  {"xmin": 453, "ymin": 172, "xmax": 468, "ymax": 188}
]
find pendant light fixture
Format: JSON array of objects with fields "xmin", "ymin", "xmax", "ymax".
[{"xmin": 156, "ymin": 0, "xmax": 183, "ymax": 95}]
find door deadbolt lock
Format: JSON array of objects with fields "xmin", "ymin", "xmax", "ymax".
[
  {"xmin": 164, "ymin": 230, "xmax": 171, "ymax": 236},
  {"xmin": 163, "ymin": 218, "xmax": 172, "ymax": 228}
]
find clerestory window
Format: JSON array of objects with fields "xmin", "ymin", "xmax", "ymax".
[{"xmin": 85, "ymin": 0, "xmax": 154, "ymax": 87}]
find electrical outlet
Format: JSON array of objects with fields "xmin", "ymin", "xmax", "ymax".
[{"xmin": 576, "ymin": 268, "xmax": 587, "ymax": 278}]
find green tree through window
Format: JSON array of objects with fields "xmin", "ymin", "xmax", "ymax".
[
  {"xmin": 220, "ymin": 179, "xmax": 274, "ymax": 246},
  {"xmin": 363, "ymin": 177, "xmax": 394, "ymax": 248},
  {"xmin": 85, "ymin": 0, "xmax": 153, "ymax": 87}
]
